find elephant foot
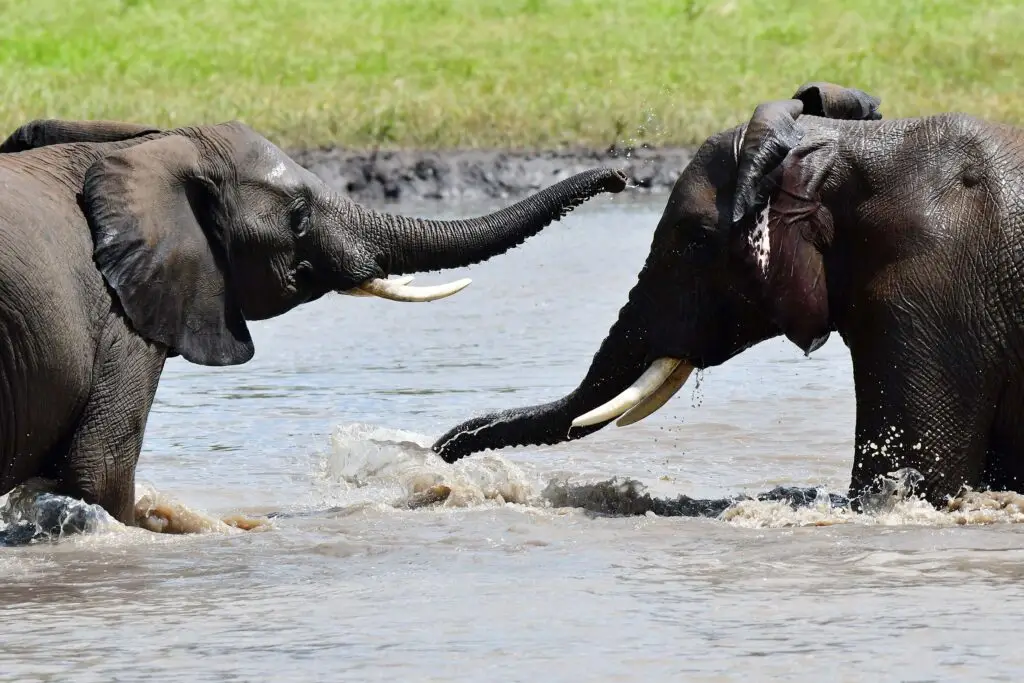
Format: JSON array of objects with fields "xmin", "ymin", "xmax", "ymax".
[
  {"xmin": 134, "ymin": 496, "xmax": 270, "ymax": 534},
  {"xmin": 400, "ymin": 484, "xmax": 453, "ymax": 510},
  {"xmin": 0, "ymin": 483, "xmax": 271, "ymax": 544}
]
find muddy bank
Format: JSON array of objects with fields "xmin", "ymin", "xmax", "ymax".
[{"xmin": 290, "ymin": 145, "xmax": 695, "ymax": 204}]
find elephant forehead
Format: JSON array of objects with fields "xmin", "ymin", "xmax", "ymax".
[
  {"xmin": 238, "ymin": 139, "xmax": 308, "ymax": 186},
  {"xmin": 264, "ymin": 159, "xmax": 293, "ymax": 183}
]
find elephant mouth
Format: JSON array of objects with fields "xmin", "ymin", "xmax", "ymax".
[{"xmin": 571, "ymin": 356, "xmax": 696, "ymax": 427}]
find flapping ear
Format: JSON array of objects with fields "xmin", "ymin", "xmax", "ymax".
[
  {"xmin": 731, "ymin": 99, "xmax": 806, "ymax": 223},
  {"xmin": 729, "ymin": 85, "xmax": 882, "ymax": 353},
  {"xmin": 82, "ymin": 135, "xmax": 254, "ymax": 366},
  {"xmin": 792, "ymin": 82, "xmax": 882, "ymax": 121},
  {"xmin": 732, "ymin": 84, "xmax": 882, "ymax": 222},
  {"xmin": 754, "ymin": 137, "xmax": 838, "ymax": 354}
]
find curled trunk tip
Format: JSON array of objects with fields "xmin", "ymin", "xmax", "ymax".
[
  {"xmin": 431, "ymin": 280, "xmax": 651, "ymax": 462},
  {"xmin": 365, "ymin": 167, "xmax": 631, "ymax": 276},
  {"xmin": 605, "ymin": 169, "xmax": 630, "ymax": 192}
]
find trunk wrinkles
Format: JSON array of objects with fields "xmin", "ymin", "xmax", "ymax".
[{"xmin": 358, "ymin": 168, "xmax": 627, "ymax": 275}]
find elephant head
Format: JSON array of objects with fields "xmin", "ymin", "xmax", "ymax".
[
  {"xmin": 432, "ymin": 82, "xmax": 881, "ymax": 462},
  {"xmin": 75, "ymin": 121, "xmax": 627, "ymax": 366}
]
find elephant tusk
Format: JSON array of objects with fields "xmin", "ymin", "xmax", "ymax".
[
  {"xmin": 571, "ymin": 357, "xmax": 687, "ymax": 427},
  {"xmin": 615, "ymin": 361, "xmax": 694, "ymax": 427},
  {"xmin": 350, "ymin": 276, "xmax": 472, "ymax": 302},
  {"xmin": 339, "ymin": 275, "xmax": 415, "ymax": 297}
]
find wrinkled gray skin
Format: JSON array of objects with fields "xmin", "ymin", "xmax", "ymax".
[
  {"xmin": 434, "ymin": 81, "xmax": 1024, "ymax": 508},
  {"xmin": 0, "ymin": 119, "xmax": 627, "ymax": 525}
]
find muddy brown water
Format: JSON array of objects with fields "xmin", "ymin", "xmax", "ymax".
[{"xmin": 2, "ymin": 195, "xmax": 1023, "ymax": 681}]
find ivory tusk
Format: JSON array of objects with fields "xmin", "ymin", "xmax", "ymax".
[
  {"xmin": 615, "ymin": 361, "xmax": 694, "ymax": 427},
  {"xmin": 346, "ymin": 277, "xmax": 472, "ymax": 302},
  {"xmin": 571, "ymin": 357, "xmax": 685, "ymax": 428},
  {"xmin": 339, "ymin": 275, "xmax": 415, "ymax": 297}
]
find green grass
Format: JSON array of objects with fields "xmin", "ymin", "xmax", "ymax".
[{"xmin": 1, "ymin": 0, "xmax": 1023, "ymax": 149}]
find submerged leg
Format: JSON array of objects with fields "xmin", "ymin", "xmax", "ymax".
[
  {"xmin": 53, "ymin": 318, "xmax": 166, "ymax": 526},
  {"xmin": 846, "ymin": 333, "xmax": 998, "ymax": 509}
]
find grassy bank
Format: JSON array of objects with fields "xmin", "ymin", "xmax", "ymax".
[{"xmin": 1, "ymin": 0, "xmax": 1022, "ymax": 149}]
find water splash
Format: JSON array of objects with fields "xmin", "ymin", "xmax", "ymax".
[
  {"xmin": 10, "ymin": 426, "xmax": 1022, "ymax": 544},
  {"xmin": 0, "ymin": 479, "xmax": 118, "ymax": 545},
  {"xmin": 310, "ymin": 423, "xmax": 536, "ymax": 510},
  {"xmin": 311, "ymin": 429, "xmax": 1024, "ymax": 529},
  {"xmin": 0, "ymin": 478, "xmax": 269, "ymax": 546},
  {"xmin": 134, "ymin": 483, "xmax": 270, "ymax": 534}
]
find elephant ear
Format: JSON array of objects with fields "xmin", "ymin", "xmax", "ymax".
[
  {"xmin": 732, "ymin": 85, "xmax": 883, "ymax": 222},
  {"xmin": 792, "ymin": 82, "xmax": 882, "ymax": 121},
  {"xmin": 729, "ymin": 100, "xmax": 832, "ymax": 354},
  {"xmin": 82, "ymin": 134, "xmax": 254, "ymax": 366},
  {"xmin": 755, "ymin": 137, "xmax": 838, "ymax": 354},
  {"xmin": 731, "ymin": 99, "xmax": 806, "ymax": 223},
  {"xmin": 729, "ymin": 87, "xmax": 881, "ymax": 354}
]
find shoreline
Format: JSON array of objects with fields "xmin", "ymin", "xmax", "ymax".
[{"xmin": 289, "ymin": 145, "xmax": 695, "ymax": 204}]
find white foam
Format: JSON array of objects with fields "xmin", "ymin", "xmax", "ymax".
[
  {"xmin": 0, "ymin": 478, "xmax": 265, "ymax": 545},
  {"xmin": 310, "ymin": 423, "xmax": 538, "ymax": 510},
  {"xmin": 133, "ymin": 482, "xmax": 270, "ymax": 535},
  {"xmin": 7, "ymin": 428, "xmax": 1022, "ymax": 543},
  {"xmin": 308, "ymin": 427, "xmax": 1024, "ymax": 529},
  {"xmin": 721, "ymin": 489, "xmax": 1024, "ymax": 528}
]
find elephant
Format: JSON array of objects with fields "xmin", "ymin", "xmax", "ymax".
[
  {"xmin": 432, "ymin": 81, "xmax": 1024, "ymax": 509},
  {"xmin": 0, "ymin": 118, "xmax": 627, "ymax": 526}
]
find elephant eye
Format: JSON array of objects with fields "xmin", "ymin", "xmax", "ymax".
[{"xmin": 289, "ymin": 201, "xmax": 310, "ymax": 237}]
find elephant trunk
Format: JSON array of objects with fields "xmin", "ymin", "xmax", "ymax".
[
  {"xmin": 431, "ymin": 273, "xmax": 652, "ymax": 462},
  {"xmin": 355, "ymin": 168, "xmax": 628, "ymax": 275}
]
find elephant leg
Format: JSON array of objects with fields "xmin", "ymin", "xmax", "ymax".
[
  {"xmin": 846, "ymin": 337, "xmax": 999, "ymax": 509},
  {"xmin": 980, "ymin": 379, "xmax": 1024, "ymax": 492},
  {"xmin": 54, "ymin": 319, "xmax": 166, "ymax": 526}
]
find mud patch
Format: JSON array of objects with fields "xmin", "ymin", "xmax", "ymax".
[{"xmin": 291, "ymin": 145, "xmax": 693, "ymax": 203}]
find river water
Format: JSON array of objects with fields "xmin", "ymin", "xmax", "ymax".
[{"xmin": 2, "ymin": 194, "xmax": 1023, "ymax": 682}]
